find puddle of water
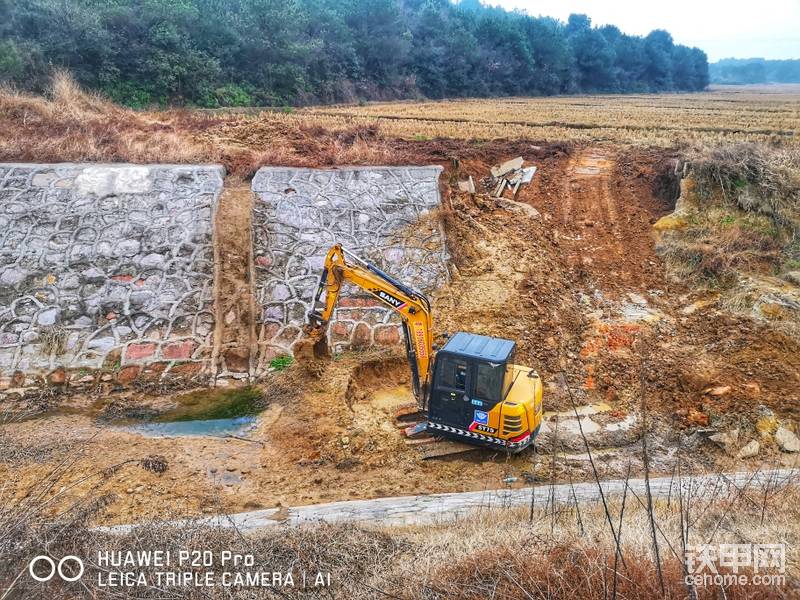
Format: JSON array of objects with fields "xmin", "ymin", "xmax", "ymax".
[
  {"xmin": 8, "ymin": 385, "xmax": 268, "ymax": 440},
  {"xmin": 559, "ymin": 416, "xmax": 601, "ymax": 435},
  {"xmin": 121, "ymin": 386, "xmax": 265, "ymax": 438},
  {"xmin": 155, "ymin": 386, "xmax": 264, "ymax": 422},
  {"xmin": 126, "ymin": 415, "xmax": 257, "ymax": 438}
]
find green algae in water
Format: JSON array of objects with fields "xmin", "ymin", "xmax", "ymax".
[{"xmin": 155, "ymin": 386, "xmax": 265, "ymax": 422}]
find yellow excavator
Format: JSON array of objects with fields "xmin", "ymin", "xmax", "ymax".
[{"xmin": 303, "ymin": 244, "xmax": 543, "ymax": 452}]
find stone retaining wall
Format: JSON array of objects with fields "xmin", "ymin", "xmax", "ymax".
[
  {"xmin": 251, "ymin": 166, "xmax": 448, "ymax": 372},
  {"xmin": 0, "ymin": 163, "xmax": 223, "ymax": 387}
]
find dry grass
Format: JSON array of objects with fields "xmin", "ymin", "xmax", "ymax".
[
  {"xmin": 0, "ymin": 74, "xmax": 423, "ymax": 176},
  {"xmin": 660, "ymin": 143, "xmax": 799, "ymax": 285},
  {"xmin": 0, "ymin": 73, "xmax": 218, "ymax": 167}
]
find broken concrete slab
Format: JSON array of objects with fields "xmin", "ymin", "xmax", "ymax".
[
  {"xmin": 520, "ymin": 166, "xmax": 537, "ymax": 183},
  {"xmin": 491, "ymin": 156, "xmax": 524, "ymax": 178}
]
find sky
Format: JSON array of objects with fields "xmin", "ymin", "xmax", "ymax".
[{"xmin": 490, "ymin": 0, "xmax": 800, "ymax": 61}]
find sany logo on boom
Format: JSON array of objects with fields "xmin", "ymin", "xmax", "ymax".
[{"xmin": 373, "ymin": 289, "xmax": 406, "ymax": 310}]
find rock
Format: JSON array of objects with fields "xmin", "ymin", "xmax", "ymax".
[
  {"xmin": 775, "ymin": 427, "xmax": 800, "ymax": 453},
  {"xmin": 116, "ymin": 239, "xmax": 141, "ymax": 257},
  {"xmin": 21, "ymin": 331, "xmax": 39, "ymax": 343},
  {"xmin": 653, "ymin": 213, "xmax": 688, "ymax": 231},
  {"xmin": 47, "ymin": 368, "xmax": 67, "ymax": 386},
  {"xmin": 627, "ymin": 292, "xmax": 647, "ymax": 306},
  {"xmin": 81, "ymin": 267, "xmax": 107, "ymax": 284},
  {"xmin": 687, "ymin": 408, "xmax": 709, "ymax": 427},
  {"xmin": 737, "ymin": 440, "xmax": 760, "ymax": 459},
  {"xmin": 87, "ymin": 337, "xmax": 115, "ymax": 352},
  {"xmin": 709, "ymin": 428, "xmax": 739, "ymax": 453},
  {"xmin": 496, "ymin": 197, "xmax": 540, "ymax": 219},
  {"xmin": 37, "ymin": 307, "xmax": 60, "ymax": 326},
  {"xmin": 140, "ymin": 253, "xmax": 165, "ymax": 269},
  {"xmin": 705, "ymin": 385, "xmax": 731, "ymax": 397},
  {"xmin": 0, "ymin": 267, "xmax": 27, "ymax": 286}
]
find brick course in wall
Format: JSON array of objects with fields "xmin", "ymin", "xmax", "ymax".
[
  {"xmin": 0, "ymin": 163, "xmax": 224, "ymax": 387},
  {"xmin": 251, "ymin": 166, "xmax": 448, "ymax": 373}
]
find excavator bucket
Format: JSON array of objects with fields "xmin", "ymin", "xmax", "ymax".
[{"xmin": 293, "ymin": 327, "xmax": 330, "ymax": 364}]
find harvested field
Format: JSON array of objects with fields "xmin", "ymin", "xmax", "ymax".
[{"xmin": 301, "ymin": 85, "xmax": 800, "ymax": 146}]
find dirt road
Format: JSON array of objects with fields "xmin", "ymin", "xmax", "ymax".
[{"xmin": 528, "ymin": 145, "xmax": 673, "ymax": 295}]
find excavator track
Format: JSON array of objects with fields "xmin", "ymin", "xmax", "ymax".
[{"xmin": 395, "ymin": 412, "xmax": 480, "ymax": 459}]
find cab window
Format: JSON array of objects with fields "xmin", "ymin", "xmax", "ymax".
[
  {"xmin": 503, "ymin": 350, "xmax": 517, "ymax": 397},
  {"xmin": 439, "ymin": 356, "xmax": 467, "ymax": 391},
  {"xmin": 475, "ymin": 361, "xmax": 504, "ymax": 403}
]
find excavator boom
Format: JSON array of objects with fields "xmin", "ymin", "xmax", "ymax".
[{"xmin": 305, "ymin": 245, "xmax": 434, "ymax": 408}]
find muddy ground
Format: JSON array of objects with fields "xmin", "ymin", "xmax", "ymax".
[{"xmin": 2, "ymin": 143, "xmax": 799, "ymax": 525}]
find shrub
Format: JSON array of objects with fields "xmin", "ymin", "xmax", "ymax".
[{"xmin": 213, "ymin": 84, "xmax": 253, "ymax": 108}]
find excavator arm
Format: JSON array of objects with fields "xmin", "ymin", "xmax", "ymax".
[{"xmin": 305, "ymin": 245, "xmax": 434, "ymax": 409}]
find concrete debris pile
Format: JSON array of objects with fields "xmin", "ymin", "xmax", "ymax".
[
  {"xmin": 456, "ymin": 156, "xmax": 537, "ymax": 199},
  {"xmin": 486, "ymin": 156, "xmax": 537, "ymax": 198}
]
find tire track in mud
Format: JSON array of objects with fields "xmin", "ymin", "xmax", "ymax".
[
  {"xmin": 520, "ymin": 145, "xmax": 679, "ymax": 404},
  {"xmin": 555, "ymin": 146, "xmax": 663, "ymax": 295}
]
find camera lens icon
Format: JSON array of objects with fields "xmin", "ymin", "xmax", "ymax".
[{"xmin": 29, "ymin": 555, "xmax": 84, "ymax": 582}]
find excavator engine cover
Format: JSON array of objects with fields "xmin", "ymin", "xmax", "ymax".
[{"xmin": 427, "ymin": 332, "xmax": 542, "ymax": 452}]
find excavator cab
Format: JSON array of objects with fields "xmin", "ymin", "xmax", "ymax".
[{"xmin": 427, "ymin": 332, "xmax": 542, "ymax": 451}]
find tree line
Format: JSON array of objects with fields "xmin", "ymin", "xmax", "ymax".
[
  {"xmin": 710, "ymin": 58, "xmax": 800, "ymax": 84},
  {"xmin": 0, "ymin": 0, "xmax": 709, "ymax": 108}
]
